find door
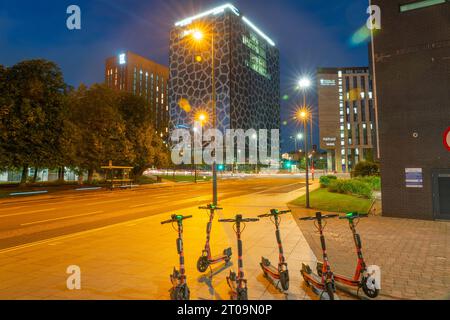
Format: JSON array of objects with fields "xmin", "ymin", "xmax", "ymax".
[{"xmin": 432, "ymin": 169, "xmax": 450, "ymax": 220}]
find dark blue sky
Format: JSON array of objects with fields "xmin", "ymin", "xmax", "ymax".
[{"xmin": 0, "ymin": 0, "xmax": 370, "ymax": 152}]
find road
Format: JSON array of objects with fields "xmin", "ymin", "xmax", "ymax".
[{"xmin": 0, "ymin": 176, "xmax": 304, "ymax": 250}]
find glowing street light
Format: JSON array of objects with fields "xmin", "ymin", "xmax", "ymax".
[
  {"xmin": 298, "ymin": 77, "xmax": 311, "ymax": 90},
  {"xmin": 192, "ymin": 30, "xmax": 204, "ymax": 41}
]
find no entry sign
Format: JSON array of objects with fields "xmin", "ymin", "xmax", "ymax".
[{"xmin": 444, "ymin": 127, "xmax": 450, "ymax": 151}]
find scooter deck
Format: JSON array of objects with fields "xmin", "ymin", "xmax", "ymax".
[{"xmin": 261, "ymin": 263, "xmax": 279, "ymax": 279}]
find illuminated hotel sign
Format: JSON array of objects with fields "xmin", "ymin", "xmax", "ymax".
[
  {"xmin": 320, "ymin": 79, "xmax": 336, "ymax": 86},
  {"xmin": 322, "ymin": 137, "xmax": 337, "ymax": 147},
  {"xmin": 119, "ymin": 53, "xmax": 126, "ymax": 65}
]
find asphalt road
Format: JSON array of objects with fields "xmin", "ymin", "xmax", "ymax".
[{"xmin": 0, "ymin": 177, "xmax": 304, "ymax": 250}]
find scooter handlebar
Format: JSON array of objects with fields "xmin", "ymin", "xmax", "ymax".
[
  {"xmin": 198, "ymin": 205, "xmax": 223, "ymax": 210},
  {"xmin": 339, "ymin": 212, "xmax": 368, "ymax": 219},
  {"xmin": 299, "ymin": 213, "xmax": 339, "ymax": 221},
  {"xmin": 219, "ymin": 218, "xmax": 260, "ymax": 223},
  {"xmin": 160, "ymin": 214, "xmax": 193, "ymax": 224},
  {"xmin": 259, "ymin": 209, "xmax": 291, "ymax": 218}
]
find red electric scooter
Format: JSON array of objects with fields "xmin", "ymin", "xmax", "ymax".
[
  {"xmin": 219, "ymin": 214, "xmax": 259, "ymax": 300},
  {"xmin": 161, "ymin": 214, "xmax": 192, "ymax": 300},
  {"xmin": 258, "ymin": 209, "xmax": 290, "ymax": 291},
  {"xmin": 299, "ymin": 212, "xmax": 339, "ymax": 300},
  {"xmin": 197, "ymin": 204, "xmax": 232, "ymax": 273},
  {"xmin": 316, "ymin": 212, "xmax": 380, "ymax": 298}
]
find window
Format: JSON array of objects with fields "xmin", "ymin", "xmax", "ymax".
[
  {"xmin": 369, "ymin": 100, "xmax": 374, "ymax": 121},
  {"xmin": 353, "ymin": 76, "xmax": 358, "ymax": 88},
  {"xmin": 243, "ymin": 33, "xmax": 269, "ymax": 78},
  {"xmin": 360, "ymin": 76, "xmax": 366, "ymax": 90},
  {"xmin": 353, "ymin": 101, "xmax": 358, "ymax": 122},
  {"xmin": 400, "ymin": 0, "xmax": 446, "ymax": 12},
  {"xmin": 361, "ymin": 100, "xmax": 366, "ymax": 122},
  {"xmin": 363, "ymin": 124, "xmax": 368, "ymax": 145}
]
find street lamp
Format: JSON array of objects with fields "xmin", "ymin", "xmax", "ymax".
[
  {"xmin": 191, "ymin": 28, "xmax": 218, "ymax": 205},
  {"xmin": 192, "ymin": 112, "xmax": 208, "ymax": 183}
]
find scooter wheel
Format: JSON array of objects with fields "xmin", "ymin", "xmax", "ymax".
[
  {"xmin": 362, "ymin": 277, "xmax": 379, "ymax": 298},
  {"xmin": 197, "ymin": 256, "xmax": 209, "ymax": 273},
  {"xmin": 324, "ymin": 282, "xmax": 335, "ymax": 300},
  {"xmin": 280, "ymin": 270, "xmax": 290, "ymax": 291},
  {"xmin": 237, "ymin": 288, "xmax": 248, "ymax": 300},
  {"xmin": 171, "ymin": 284, "xmax": 190, "ymax": 300}
]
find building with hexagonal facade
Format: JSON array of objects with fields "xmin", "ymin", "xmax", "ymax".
[{"xmin": 169, "ymin": 4, "xmax": 280, "ymax": 145}]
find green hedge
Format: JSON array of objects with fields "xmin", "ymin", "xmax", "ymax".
[
  {"xmin": 355, "ymin": 176, "xmax": 381, "ymax": 191},
  {"xmin": 328, "ymin": 179, "xmax": 373, "ymax": 199},
  {"xmin": 319, "ymin": 175, "xmax": 338, "ymax": 188}
]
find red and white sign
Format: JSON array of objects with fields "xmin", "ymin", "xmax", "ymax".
[{"xmin": 444, "ymin": 127, "xmax": 450, "ymax": 151}]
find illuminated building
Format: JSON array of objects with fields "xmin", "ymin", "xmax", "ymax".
[
  {"xmin": 317, "ymin": 67, "xmax": 377, "ymax": 173},
  {"xmin": 169, "ymin": 4, "xmax": 280, "ymax": 136},
  {"xmin": 105, "ymin": 51, "xmax": 169, "ymax": 138}
]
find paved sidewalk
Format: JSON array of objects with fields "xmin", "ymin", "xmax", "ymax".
[
  {"xmin": 0, "ymin": 183, "xmax": 321, "ymax": 300},
  {"xmin": 290, "ymin": 206, "xmax": 450, "ymax": 300}
]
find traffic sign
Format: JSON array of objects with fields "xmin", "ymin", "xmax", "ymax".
[{"xmin": 444, "ymin": 127, "xmax": 450, "ymax": 151}]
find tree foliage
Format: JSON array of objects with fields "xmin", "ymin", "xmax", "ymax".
[{"xmin": 0, "ymin": 60, "xmax": 169, "ymax": 184}]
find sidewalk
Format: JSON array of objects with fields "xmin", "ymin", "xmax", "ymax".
[
  {"xmin": 290, "ymin": 206, "xmax": 450, "ymax": 300},
  {"xmin": 0, "ymin": 183, "xmax": 320, "ymax": 300}
]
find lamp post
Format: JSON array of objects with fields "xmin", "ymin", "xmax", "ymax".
[
  {"xmin": 191, "ymin": 28, "xmax": 218, "ymax": 205},
  {"xmin": 298, "ymin": 76, "xmax": 311, "ymax": 208},
  {"xmin": 193, "ymin": 112, "xmax": 207, "ymax": 183}
]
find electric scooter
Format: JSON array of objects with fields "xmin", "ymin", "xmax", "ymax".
[
  {"xmin": 161, "ymin": 214, "xmax": 192, "ymax": 300},
  {"xmin": 299, "ymin": 212, "xmax": 339, "ymax": 300},
  {"xmin": 258, "ymin": 209, "xmax": 291, "ymax": 291},
  {"xmin": 316, "ymin": 212, "xmax": 380, "ymax": 298},
  {"xmin": 219, "ymin": 214, "xmax": 259, "ymax": 300},
  {"xmin": 197, "ymin": 204, "xmax": 232, "ymax": 273}
]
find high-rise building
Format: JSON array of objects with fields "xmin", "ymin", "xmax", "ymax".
[
  {"xmin": 317, "ymin": 67, "xmax": 377, "ymax": 173},
  {"xmin": 105, "ymin": 51, "xmax": 169, "ymax": 138},
  {"xmin": 169, "ymin": 4, "xmax": 280, "ymax": 137},
  {"xmin": 371, "ymin": 0, "xmax": 450, "ymax": 220}
]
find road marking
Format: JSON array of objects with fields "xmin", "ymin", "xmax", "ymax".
[
  {"xmin": 129, "ymin": 203, "xmax": 148, "ymax": 208},
  {"xmin": 0, "ymin": 206, "xmax": 27, "ymax": 212},
  {"xmin": 0, "ymin": 208, "xmax": 57, "ymax": 218},
  {"xmin": 20, "ymin": 211, "xmax": 105, "ymax": 226},
  {"xmin": 85, "ymin": 198, "xmax": 131, "ymax": 206}
]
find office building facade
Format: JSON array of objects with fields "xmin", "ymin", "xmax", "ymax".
[
  {"xmin": 105, "ymin": 51, "xmax": 169, "ymax": 138},
  {"xmin": 371, "ymin": 0, "xmax": 450, "ymax": 220},
  {"xmin": 169, "ymin": 4, "xmax": 280, "ymax": 138},
  {"xmin": 317, "ymin": 67, "xmax": 377, "ymax": 173}
]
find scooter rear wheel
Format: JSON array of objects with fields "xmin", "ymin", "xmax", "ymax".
[{"xmin": 197, "ymin": 256, "xmax": 209, "ymax": 273}]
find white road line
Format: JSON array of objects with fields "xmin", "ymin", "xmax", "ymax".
[
  {"xmin": 0, "ymin": 208, "xmax": 57, "ymax": 218},
  {"xmin": 85, "ymin": 198, "xmax": 131, "ymax": 206},
  {"xmin": 20, "ymin": 211, "xmax": 105, "ymax": 226},
  {"xmin": 129, "ymin": 203, "xmax": 147, "ymax": 208}
]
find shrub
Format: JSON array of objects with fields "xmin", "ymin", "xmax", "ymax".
[
  {"xmin": 328, "ymin": 179, "xmax": 373, "ymax": 198},
  {"xmin": 352, "ymin": 161, "xmax": 380, "ymax": 177},
  {"xmin": 355, "ymin": 176, "xmax": 381, "ymax": 191},
  {"xmin": 319, "ymin": 175, "xmax": 338, "ymax": 188}
]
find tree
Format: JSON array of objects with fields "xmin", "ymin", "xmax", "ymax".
[
  {"xmin": 352, "ymin": 161, "xmax": 380, "ymax": 177},
  {"xmin": 65, "ymin": 84, "xmax": 133, "ymax": 183},
  {"xmin": 117, "ymin": 93, "xmax": 169, "ymax": 180},
  {"xmin": 0, "ymin": 60, "xmax": 67, "ymax": 184}
]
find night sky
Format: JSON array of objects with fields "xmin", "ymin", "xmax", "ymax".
[{"xmin": 0, "ymin": 0, "xmax": 370, "ymax": 152}]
